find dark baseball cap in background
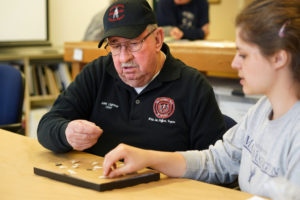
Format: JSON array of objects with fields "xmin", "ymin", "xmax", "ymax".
[{"xmin": 98, "ymin": 0, "xmax": 157, "ymax": 48}]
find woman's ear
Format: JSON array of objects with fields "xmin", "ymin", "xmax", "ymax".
[
  {"xmin": 273, "ymin": 50, "xmax": 290, "ymax": 70},
  {"xmin": 154, "ymin": 28, "xmax": 164, "ymax": 52}
]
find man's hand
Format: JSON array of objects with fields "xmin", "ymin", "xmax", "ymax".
[
  {"xmin": 65, "ymin": 120, "xmax": 103, "ymax": 151},
  {"xmin": 170, "ymin": 27, "xmax": 184, "ymax": 40},
  {"xmin": 201, "ymin": 23, "xmax": 210, "ymax": 39}
]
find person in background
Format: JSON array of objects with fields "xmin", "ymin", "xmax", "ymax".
[
  {"xmin": 37, "ymin": 0, "xmax": 226, "ymax": 157},
  {"xmin": 102, "ymin": 0, "xmax": 300, "ymax": 199},
  {"xmin": 156, "ymin": 0, "xmax": 209, "ymax": 40},
  {"xmin": 83, "ymin": 0, "xmax": 117, "ymax": 41}
]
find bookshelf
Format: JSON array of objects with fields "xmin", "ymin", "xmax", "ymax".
[{"xmin": 0, "ymin": 47, "xmax": 68, "ymax": 136}]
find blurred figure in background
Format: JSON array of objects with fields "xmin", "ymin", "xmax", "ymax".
[
  {"xmin": 83, "ymin": 0, "xmax": 117, "ymax": 41},
  {"xmin": 156, "ymin": 0, "xmax": 209, "ymax": 40}
]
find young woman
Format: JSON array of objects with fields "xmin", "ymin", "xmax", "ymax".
[{"xmin": 102, "ymin": 0, "xmax": 300, "ymax": 198}]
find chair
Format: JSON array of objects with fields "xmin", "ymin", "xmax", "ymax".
[
  {"xmin": 220, "ymin": 114, "xmax": 239, "ymax": 189},
  {"xmin": 0, "ymin": 64, "xmax": 25, "ymax": 134},
  {"xmin": 223, "ymin": 114, "xmax": 237, "ymax": 130}
]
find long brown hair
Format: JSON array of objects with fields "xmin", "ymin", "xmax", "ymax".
[{"xmin": 236, "ymin": 0, "xmax": 300, "ymax": 94}]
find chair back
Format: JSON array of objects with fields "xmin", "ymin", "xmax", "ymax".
[
  {"xmin": 223, "ymin": 114, "xmax": 236, "ymax": 131},
  {"xmin": 0, "ymin": 64, "xmax": 25, "ymax": 125}
]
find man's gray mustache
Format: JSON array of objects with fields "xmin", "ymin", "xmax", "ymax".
[{"xmin": 121, "ymin": 62, "xmax": 138, "ymax": 67}]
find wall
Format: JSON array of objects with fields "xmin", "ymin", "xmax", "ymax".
[
  {"xmin": 49, "ymin": 0, "xmax": 109, "ymax": 47},
  {"xmin": 208, "ymin": 0, "xmax": 245, "ymax": 41},
  {"xmin": 49, "ymin": 0, "xmax": 249, "ymax": 47}
]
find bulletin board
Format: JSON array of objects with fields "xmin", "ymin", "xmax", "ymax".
[{"xmin": 0, "ymin": 0, "xmax": 50, "ymax": 47}]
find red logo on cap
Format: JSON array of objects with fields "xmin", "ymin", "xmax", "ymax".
[
  {"xmin": 153, "ymin": 97, "xmax": 175, "ymax": 119},
  {"xmin": 108, "ymin": 4, "xmax": 125, "ymax": 22}
]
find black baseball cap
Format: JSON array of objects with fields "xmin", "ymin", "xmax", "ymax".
[{"xmin": 98, "ymin": 0, "xmax": 157, "ymax": 48}]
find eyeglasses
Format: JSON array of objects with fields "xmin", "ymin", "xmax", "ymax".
[{"xmin": 105, "ymin": 28, "xmax": 157, "ymax": 56}]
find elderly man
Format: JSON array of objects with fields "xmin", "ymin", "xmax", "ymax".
[{"xmin": 37, "ymin": 0, "xmax": 226, "ymax": 157}]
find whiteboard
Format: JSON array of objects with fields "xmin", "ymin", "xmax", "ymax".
[{"xmin": 0, "ymin": 0, "xmax": 49, "ymax": 46}]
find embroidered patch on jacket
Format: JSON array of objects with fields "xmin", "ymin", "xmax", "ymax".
[
  {"xmin": 101, "ymin": 101, "xmax": 119, "ymax": 110},
  {"xmin": 153, "ymin": 97, "xmax": 175, "ymax": 119}
]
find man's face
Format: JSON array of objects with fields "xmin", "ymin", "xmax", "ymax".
[
  {"xmin": 174, "ymin": 0, "xmax": 191, "ymax": 5},
  {"xmin": 108, "ymin": 29, "xmax": 161, "ymax": 87}
]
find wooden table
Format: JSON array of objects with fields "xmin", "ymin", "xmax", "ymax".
[
  {"xmin": 64, "ymin": 40, "xmax": 237, "ymax": 80},
  {"xmin": 0, "ymin": 129, "xmax": 259, "ymax": 200}
]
